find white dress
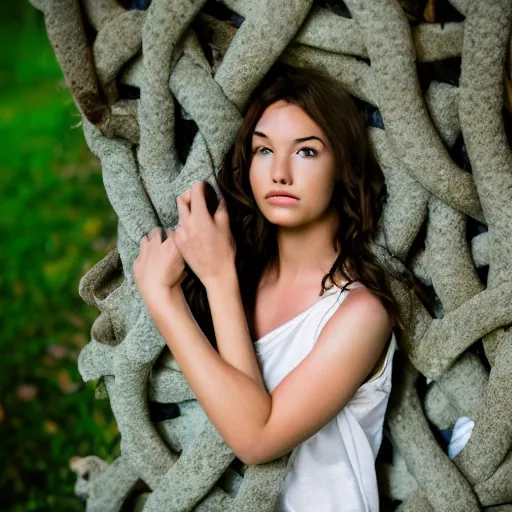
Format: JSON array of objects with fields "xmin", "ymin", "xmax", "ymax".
[{"xmin": 254, "ymin": 282, "xmax": 398, "ymax": 512}]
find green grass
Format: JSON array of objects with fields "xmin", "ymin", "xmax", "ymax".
[{"xmin": 0, "ymin": 20, "xmax": 121, "ymax": 512}]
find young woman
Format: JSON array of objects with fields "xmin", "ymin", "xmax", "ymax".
[{"xmin": 133, "ymin": 63, "xmax": 409, "ymax": 511}]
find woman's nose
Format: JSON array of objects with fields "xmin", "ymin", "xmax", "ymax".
[{"xmin": 271, "ymin": 157, "xmax": 292, "ymax": 184}]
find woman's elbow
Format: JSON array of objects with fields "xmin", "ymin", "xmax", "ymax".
[{"xmin": 234, "ymin": 451, "xmax": 257, "ymax": 466}]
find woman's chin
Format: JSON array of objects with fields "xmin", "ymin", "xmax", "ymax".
[
  {"xmin": 260, "ymin": 206, "xmax": 318, "ymax": 229},
  {"xmin": 267, "ymin": 217, "xmax": 308, "ymax": 229}
]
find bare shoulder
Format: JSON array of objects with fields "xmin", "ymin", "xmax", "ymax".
[
  {"xmin": 319, "ymin": 284, "xmax": 393, "ymax": 359},
  {"xmin": 341, "ymin": 284, "xmax": 392, "ymax": 326}
]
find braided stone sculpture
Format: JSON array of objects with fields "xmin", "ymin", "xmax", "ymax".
[{"xmin": 30, "ymin": 0, "xmax": 512, "ymax": 510}]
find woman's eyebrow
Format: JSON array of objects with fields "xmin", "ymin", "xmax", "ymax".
[{"xmin": 252, "ymin": 130, "xmax": 326, "ymax": 147}]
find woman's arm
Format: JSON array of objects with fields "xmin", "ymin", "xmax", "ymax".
[
  {"xmin": 204, "ymin": 265, "xmax": 267, "ymax": 392},
  {"xmin": 146, "ymin": 285, "xmax": 271, "ymax": 464},
  {"xmin": 147, "ymin": 284, "xmax": 392, "ymax": 467}
]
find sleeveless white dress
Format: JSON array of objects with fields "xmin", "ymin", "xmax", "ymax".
[{"xmin": 254, "ymin": 282, "xmax": 398, "ymax": 512}]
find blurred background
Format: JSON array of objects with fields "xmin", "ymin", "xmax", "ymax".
[{"xmin": 1, "ymin": 4, "xmax": 120, "ymax": 511}]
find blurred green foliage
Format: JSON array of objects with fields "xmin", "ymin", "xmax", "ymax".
[{"xmin": 1, "ymin": 5, "xmax": 121, "ymax": 511}]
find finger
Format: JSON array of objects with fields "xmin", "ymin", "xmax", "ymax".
[
  {"xmin": 139, "ymin": 232, "xmax": 149, "ymax": 248},
  {"xmin": 147, "ymin": 226, "xmax": 163, "ymax": 243},
  {"xmin": 176, "ymin": 189, "xmax": 191, "ymax": 225},
  {"xmin": 165, "ymin": 229, "xmax": 178, "ymax": 246},
  {"xmin": 213, "ymin": 199, "xmax": 229, "ymax": 227},
  {"xmin": 190, "ymin": 181, "xmax": 210, "ymax": 219},
  {"xmin": 165, "ymin": 229, "xmax": 183, "ymax": 253}
]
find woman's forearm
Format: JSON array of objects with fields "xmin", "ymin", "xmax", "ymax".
[
  {"xmin": 204, "ymin": 267, "xmax": 267, "ymax": 392},
  {"xmin": 146, "ymin": 287, "xmax": 271, "ymax": 462}
]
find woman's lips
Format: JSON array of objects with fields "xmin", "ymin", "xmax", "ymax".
[{"xmin": 266, "ymin": 196, "xmax": 299, "ymax": 205}]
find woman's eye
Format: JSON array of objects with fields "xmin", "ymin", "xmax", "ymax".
[
  {"xmin": 298, "ymin": 147, "xmax": 317, "ymax": 157},
  {"xmin": 255, "ymin": 147, "xmax": 317, "ymax": 157}
]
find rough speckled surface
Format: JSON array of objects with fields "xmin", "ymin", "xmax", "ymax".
[{"xmin": 29, "ymin": 0, "xmax": 512, "ymax": 509}]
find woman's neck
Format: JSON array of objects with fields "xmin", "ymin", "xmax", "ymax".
[{"xmin": 269, "ymin": 208, "xmax": 341, "ymax": 287}]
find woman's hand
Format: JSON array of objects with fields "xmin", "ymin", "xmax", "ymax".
[
  {"xmin": 133, "ymin": 226, "xmax": 187, "ymax": 306},
  {"xmin": 174, "ymin": 181, "xmax": 236, "ymax": 288}
]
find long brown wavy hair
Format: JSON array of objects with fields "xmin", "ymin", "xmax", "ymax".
[{"xmin": 181, "ymin": 62, "xmax": 411, "ymax": 351}]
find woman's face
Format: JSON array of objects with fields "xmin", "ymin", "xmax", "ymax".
[{"xmin": 249, "ymin": 100, "xmax": 337, "ymax": 229}]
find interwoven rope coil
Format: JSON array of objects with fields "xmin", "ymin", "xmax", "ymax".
[{"xmin": 30, "ymin": 0, "xmax": 512, "ymax": 510}]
